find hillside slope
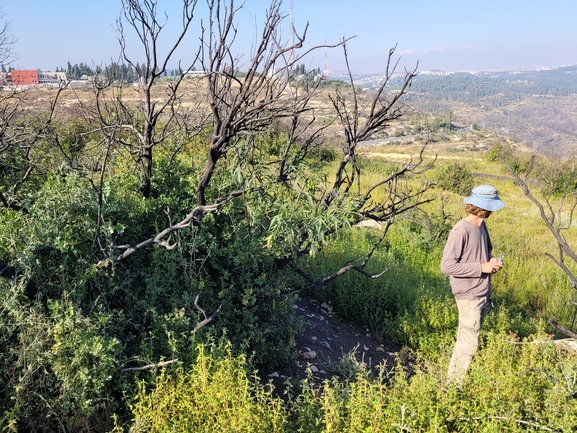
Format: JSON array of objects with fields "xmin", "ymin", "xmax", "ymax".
[{"xmin": 342, "ymin": 65, "xmax": 577, "ymax": 154}]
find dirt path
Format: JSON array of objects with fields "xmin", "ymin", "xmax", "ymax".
[{"xmin": 264, "ymin": 297, "xmax": 408, "ymax": 394}]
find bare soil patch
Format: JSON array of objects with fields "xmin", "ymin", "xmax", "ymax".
[{"xmin": 264, "ymin": 296, "xmax": 408, "ymax": 396}]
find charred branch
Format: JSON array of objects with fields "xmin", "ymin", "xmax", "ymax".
[
  {"xmin": 547, "ymin": 319, "xmax": 577, "ymax": 339},
  {"xmin": 0, "ymin": 11, "xmax": 16, "ymax": 66},
  {"xmin": 112, "ymin": 190, "xmax": 243, "ymax": 265},
  {"xmin": 512, "ymin": 164, "xmax": 577, "ymax": 276},
  {"xmin": 290, "ymin": 219, "xmax": 395, "ymax": 293},
  {"xmin": 326, "ymin": 42, "xmax": 420, "ymax": 207},
  {"xmin": 196, "ymin": 0, "xmax": 347, "ymax": 206},
  {"xmin": 513, "ymin": 156, "xmax": 577, "ymax": 335},
  {"xmin": 193, "ymin": 292, "xmax": 221, "ymax": 332},
  {"xmin": 115, "ymin": 0, "xmax": 201, "ymax": 198}
]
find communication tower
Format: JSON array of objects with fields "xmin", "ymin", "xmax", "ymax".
[{"xmin": 323, "ymin": 38, "xmax": 329, "ymax": 80}]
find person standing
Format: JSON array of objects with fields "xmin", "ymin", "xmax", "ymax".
[{"xmin": 441, "ymin": 185, "xmax": 505, "ymax": 385}]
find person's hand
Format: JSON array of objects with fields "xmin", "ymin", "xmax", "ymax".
[{"xmin": 482, "ymin": 260, "xmax": 503, "ymax": 274}]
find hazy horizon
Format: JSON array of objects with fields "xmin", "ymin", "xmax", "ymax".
[{"xmin": 2, "ymin": 0, "xmax": 576, "ymax": 74}]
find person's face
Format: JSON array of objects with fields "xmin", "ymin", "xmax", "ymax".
[{"xmin": 484, "ymin": 210, "xmax": 492, "ymax": 219}]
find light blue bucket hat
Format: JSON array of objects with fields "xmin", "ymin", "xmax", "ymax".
[{"xmin": 463, "ymin": 185, "xmax": 505, "ymax": 211}]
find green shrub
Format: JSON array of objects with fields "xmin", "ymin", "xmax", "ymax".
[
  {"xmin": 393, "ymin": 295, "xmax": 456, "ymax": 360},
  {"xmin": 435, "ymin": 161, "xmax": 473, "ymax": 195},
  {"xmin": 129, "ymin": 341, "xmax": 287, "ymax": 433},
  {"xmin": 127, "ymin": 327, "xmax": 577, "ymax": 433},
  {"xmin": 485, "ymin": 142, "xmax": 530, "ymax": 174},
  {"xmin": 0, "ymin": 292, "xmax": 120, "ymax": 432}
]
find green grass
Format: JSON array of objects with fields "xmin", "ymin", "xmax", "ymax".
[{"xmin": 298, "ymin": 153, "xmax": 577, "ymax": 353}]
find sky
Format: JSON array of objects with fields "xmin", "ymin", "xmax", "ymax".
[{"xmin": 1, "ymin": 0, "xmax": 577, "ymax": 74}]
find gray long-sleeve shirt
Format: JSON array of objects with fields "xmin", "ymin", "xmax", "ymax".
[{"xmin": 440, "ymin": 218, "xmax": 493, "ymax": 299}]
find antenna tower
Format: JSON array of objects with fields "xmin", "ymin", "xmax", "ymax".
[
  {"xmin": 290, "ymin": 0, "xmax": 295, "ymax": 63},
  {"xmin": 323, "ymin": 38, "xmax": 329, "ymax": 80}
]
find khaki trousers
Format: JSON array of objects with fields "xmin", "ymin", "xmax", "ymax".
[{"xmin": 446, "ymin": 296, "xmax": 491, "ymax": 385}]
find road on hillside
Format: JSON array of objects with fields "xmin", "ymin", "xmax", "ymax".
[{"xmin": 359, "ymin": 136, "xmax": 418, "ymax": 146}]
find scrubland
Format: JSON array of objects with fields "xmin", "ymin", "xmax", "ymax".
[{"xmin": 2, "ymin": 81, "xmax": 577, "ymax": 432}]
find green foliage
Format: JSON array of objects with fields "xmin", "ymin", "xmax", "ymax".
[
  {"xmin": 308, "ymin": 146, "xmax": 337, "ymax": 163},
  {"xmin": 399, "ymin": 207, "xmax": 454, "ymax": 252},
  {"xmin": 485, "ymin": 142, "xmax": 506, "ymax": 163},
  {"xmin": 129, "ymin": 341, "xmax": 287, "ymax": 433},
  {"xmin": 0, "ymin": 290, "xmax": 120, "ymax": 431},
  {"xmin": 302, "ymin": 226, "xmax": 446, "ymax": 340},
  {"xmin": 393, "ymin": 295, "xmax": 456, "ymax": 360},
  {"xmin": 485, "ymin": 141, "xmax": 530, "ymax": 174},
  {"xmin": 66, "ymin": 61, "xmax": 94, "ymax": 79},
  {"xmin": 56, "ymin": 118, "xmax": 90, "ymax": 155},
  {"xmin": 3, "ymin": 142, "xmax": 577, "ymax": 431},
  {"xmin": 408, "ymin": 66, "xmax": 577, "ymax": 103},
  {"xmin": 532, "ymin": 155, "xmax": 577, "ymax": 196},
  {"xmin": 5, "ymin": 59, "xmax": 577, "ymax": 432},
  {"xmin": 435, "ymin": 161, "xmax": 473, "ymax": 195},
  {"xmin": 314, "ymin": 330, "xmax": 577, "ymax": 432},
  {"xmin": 127, "ymin": 328, "xmax": 577, "ymax": 432},
  {"xmin": 0, "ymin": 146, "xmax": 305, "ymax": 428},
  {"xmin": 427, "ymin": 113, "xmax": 452, "ymax": 132}
]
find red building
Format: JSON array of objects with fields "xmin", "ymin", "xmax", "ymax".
[{"xmin": 11, "ymin": 70, "xmax": 39, "ymax": 85}]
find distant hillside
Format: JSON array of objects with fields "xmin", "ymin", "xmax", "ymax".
[{"xmin": 338, "ymin": 66, "xmax": 577, "ymax": 154}]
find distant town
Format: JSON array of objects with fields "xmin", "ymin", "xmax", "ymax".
[
  {"xmin": 2, "ymin": 63, "xmax": 577, "ymax": 92},
  {"xmin": 0, "ymin": 70, "xmax": 70, "ymax": 88},
  {"xmin": 0, "ymin": 67, "xmax": 210, "ymax": 89}
]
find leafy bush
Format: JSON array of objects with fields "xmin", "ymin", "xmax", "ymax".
[
  {"xmin": 485, "ymin": 141, "xmax": 530, "ymax": 174},
  {"xmin": 129, "ymin": 341, "xmax": 287, "ymax": 433},
  {"xmin": 0, "ymin": 151, "xmax": 306, "ymax": 429},
  {"xmin": 435, "ymin": 161, "xmax": 473, "ymax": 195},
  {"xmin": 393, "ymin": 295, "xmax": 456, "ymax": 360},
  {"xmin": 0, "ymin": 290, "xmax": 120, "ymax": 432},
  {"xmin": 399, "ymin": 207, "xmax": 454, "ymax": 252}
]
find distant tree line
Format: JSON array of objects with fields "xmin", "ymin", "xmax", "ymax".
[
  {"xmin": 290, "ymin": 63, "xmax": 353, "ymax": 90},
  {"xmin": 56, "ymin": 61, "xmax": 178, "ymax": 82}
]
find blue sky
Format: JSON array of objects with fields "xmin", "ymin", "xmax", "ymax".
[{"xmin": 2, "ymin": 0, "xmax": 577, "ymax": 73}]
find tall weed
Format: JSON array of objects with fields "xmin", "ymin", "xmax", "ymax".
[
  {"xmin": 307, "ymin": 328, "xmax": 577, "ymax": 432},
  {"xmin": 129, "ymin": 341, "xmax": 287, "ymax": 433}
]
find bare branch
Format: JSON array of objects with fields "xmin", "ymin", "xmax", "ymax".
[
  {"xmin": 326, "ymin": 42, "xmax": 421, "ymax": 207},
  {"xmin": 118, "ymin": 358, "xmax": 179, "ymax": 373},
  {"xmin": 115, "ymin": 0, "xmax": 201, "ymax": 197},
  {"xmin": 547, "ymin": 318, "xmax": 577, "ymax": 339},
  {"xmin": 193, "ymin": 293, "xmax": 221, "ymax": 332},
  {"xmin": 196, "ymin": 0, "xmax": 347, "ymax": 205},
  {"xmin": 112, "ymin": 190, "xmax": 243, "ymax": 265},
  {"xmin": 0, "ymin": 81, "xmax": 65, "ymax": 203},
  {"xmin": 291, "ymin": 219, "xmax": 395, "ymax": 293},
  {"xmin": 0, "ymin": 10, "xmax": 17, "ymax": 66},
  {"xmin": 512, "ymin": 156, "xmax": 577, "ymax": 335},
  {"xmin": 512, "ymin": 167, "xmax": 577, "ymax": 271}
]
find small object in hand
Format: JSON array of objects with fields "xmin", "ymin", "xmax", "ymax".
[{"xmin": 497, "ymin": 254, "xmax": 506, "ymax": 262}]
